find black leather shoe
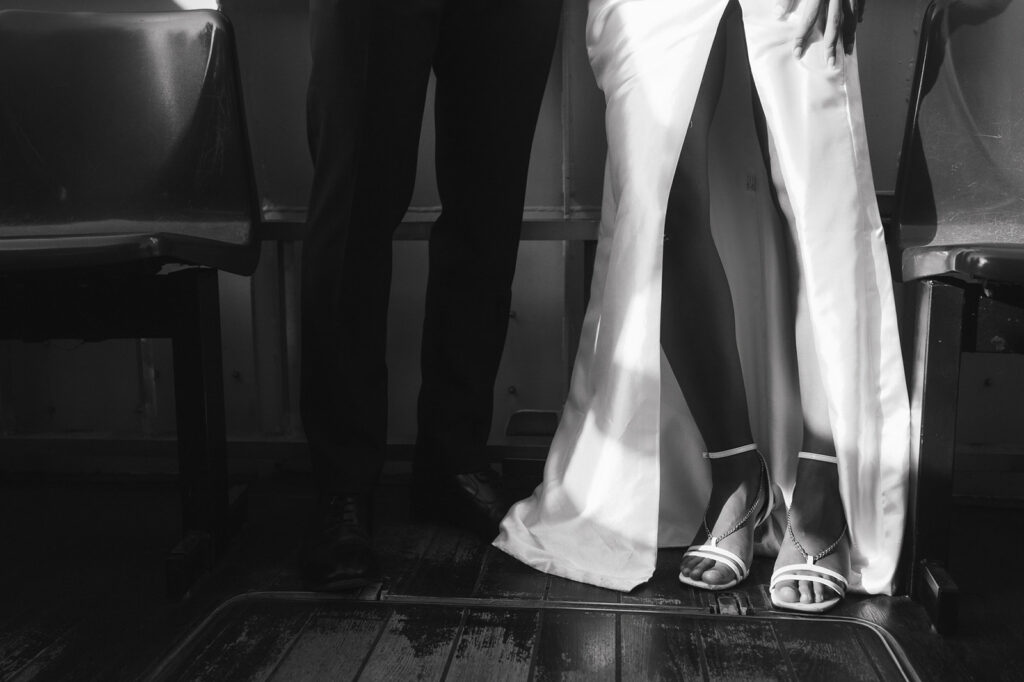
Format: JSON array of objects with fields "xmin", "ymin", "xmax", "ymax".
[
  {"xmin": 412, "ymin": 468, "xmax": 512, "ymax": 539},
  {"xmin": 300, "ymin": 494, "xmax": 380, "ymax": 592}
]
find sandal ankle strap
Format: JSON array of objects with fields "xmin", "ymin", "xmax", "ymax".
[
  {"xmin": 786, "ymin": 507, "xmax": 848, "ymax": 563},
  {"xmin": 702, "ymin": 455, "xmax": 767, "ymax": 544},
  {"xmin": 704, "ymin": 443, "xmax": 758, "ymax": 459},
  {"xmin": 798, "ymin": 451, "xmax": 837, "ymax": 464}
]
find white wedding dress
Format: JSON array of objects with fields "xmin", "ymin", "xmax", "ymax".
[{"xmin": 494, "ymin": 0, "xmax": 911, "ymax": 595}]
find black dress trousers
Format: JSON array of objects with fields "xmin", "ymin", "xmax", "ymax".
[{"xmin": 302, "ymin": 0, "xmax": 563, "ymax": 496}]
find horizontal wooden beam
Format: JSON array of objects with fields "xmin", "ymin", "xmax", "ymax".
[
  {"xmin": 257, "ymin": 215, "xmax": 600, "ymax": 242},
  {"xmin": 257, "ymin": 194, "xmax": 893, "ymax": 243}
]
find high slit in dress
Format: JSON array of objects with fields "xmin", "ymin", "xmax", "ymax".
[{"xmin": 494, "ymin": 0, "xmax": 911, "ymax": 595}]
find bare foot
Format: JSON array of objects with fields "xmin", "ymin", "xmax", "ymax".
[
  {"xmin": 679, "ymin": 450, "xmax": 764, "ymax": 587},
  {"xmin": 772, "ymin": 458, "xmax": 850, "ymax": 605}
]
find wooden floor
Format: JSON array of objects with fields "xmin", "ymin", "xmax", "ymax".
[
  {"xmin": 0, "ymin": 469, "xmax": 1021, "ymax": 680},
  {"xmin": 148, "ymin": 595, "xmax": 910, "ymax": 680}
]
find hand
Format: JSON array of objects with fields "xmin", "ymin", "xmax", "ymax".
[{"xmin": 776, "ymin": 0, "xmax": 864, "ymax": 65}]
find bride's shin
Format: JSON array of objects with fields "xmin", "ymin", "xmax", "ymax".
[
  {"xmin": 792, "ymin": 285, "xmax": 846, "ymax": 535},
  {"xmin": 660, "ymin": 24, "xmax": 751, "ymax": 453}
]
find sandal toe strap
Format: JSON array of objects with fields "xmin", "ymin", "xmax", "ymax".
[
  {"xmin": 771, "ymin": 562, "xmax": 848, "ymax": 587},
  {"xmin": 770, "ymin": 564, "xmax": 848, "ymax": 595},
  {"xmin": 683, "ymin": 544, "xmax": 748, "ymax": 581}
]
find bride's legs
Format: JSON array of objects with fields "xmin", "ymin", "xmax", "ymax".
[
  {"xmin": 773, "ymin": 282, "xmax": 850, "ymax": 605},
  {"xmin": 661, "ymin": 17, "xmax": 749, "ymax": 455},
  {"xmin": 664, "ymin": 18, "xmax": 763, "ymax": 587},
  {"xmin": 737, "ymin": 0, "xmax": 905, "ymax": 602}
]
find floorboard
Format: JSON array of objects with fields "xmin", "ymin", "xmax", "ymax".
[
  {"xmin": 698, "ymin": 617, "xmax": 794, "ymax": 680},
  {"xmin": 172, "ymin": 601, "xmax": 312, "ymax": 681},
  {"xmin": 265, "ymin": 604, "xmax": 389, "ymax": 682},
  {"xmin": 770, "ymin": 619, "xmax": 891, "ymax": 681},
  {"xmin": 387, "ymin": 526, "xmax": 488, "ymax": 599},
  {"xmin": 357, "ymin": 605, "xmax": 462, "ymax": 681},
  {"xmin": 444, "ymin": 609, "xmax": 538, "ymax": 681},
  {"xmin": 619, "ymin": 613, "xmax": 706, "ymax": 679},
  {"xmin": 0, "ymin": 470, "xmax": 1018, "ymax": 680},
  {"xmin": 147, "ymin": 596, "xmax": 922, "ymax": 682},
  {"xmin": 473, "ymin": 547, "xmax": 550, "ymax": 600},
  {"xmin": 533, "ymin": 610, "xmax": 618, "ymax": 680},
  {"xmin": 0, "ymin": 606, "xmax": 76, "ymax": 681},
  {"xmin": 623, "ymin": 548, "xmax": 713, "ymax": 609},
  {"xmin": 546, "ymin": 574, "xmax": 621, "ymax": 605}
]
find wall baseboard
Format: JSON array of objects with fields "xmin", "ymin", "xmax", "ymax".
[{"xmin": 0, "ymin": 436, "xmax": 549, "ymax": 480}]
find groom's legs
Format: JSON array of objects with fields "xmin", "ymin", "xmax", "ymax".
[
  {"xmin": 301, "ymin": 0, "xmax": 443, "ymax": 588},
  {"xmin": 415, "ymin": 0, "xmax": 562, "ymax": 477},
  {"xmin": 303, "ymin": 0, "xmax": 443, "ymax": 497},
  {"xmin": 302, "ymin": 0, "xmax": 377, "ymax": 498}
]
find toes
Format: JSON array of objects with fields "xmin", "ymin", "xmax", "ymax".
[
  {"xmin": 692, "ymin": 558, "xmax": 715, "ymax": 578},
  {"xmin": 702, "ymin": 565, "xmax": 732, "ymax": 586},
  {"xmin": 681, "ymin": 557, "xmax": 735, "ymax": 585},
  {"xmin": 688, "ymin": 557, "xmax": 712, "ymax": 577},
  {"xmin": 813, "ymin": 581, "xmax": 826, "ymax": 603},
  {"xmin": 679, "ymin": 557, "xmax": 696, "ymax": 574},
  {"xmin": 798, "ymin": 580, "xmax": 814, "ymax": 604},
  {"xmin": 775, "ymin": 581, "xmax": 800, "ymax": 603}
]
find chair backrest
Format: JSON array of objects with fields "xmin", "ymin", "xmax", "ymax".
[
  {"xmin": 0, "ymin": 10, "xmax": 259, "ymax": 274},
  {"xmin": 895, "ymin": 0, "xmax": 1024, "ymax": 280}
]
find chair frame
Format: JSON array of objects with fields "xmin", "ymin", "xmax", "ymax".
[
  {"xmin": 896, "ymin": 1, "xmax": 1024, "ymax": 634},
  {"xmin": 0, "ymin": 9, "xmax": 260, "ymax": 599}
]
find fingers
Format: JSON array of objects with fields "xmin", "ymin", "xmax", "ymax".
[
  {"xmin": 775, "ymin": 0, "xmax": 799, "ymax": 18},
  {"xmin": 822, "ymin": 0, "xmax": 842, "ymax": 66},
  {"xmin": 792, "ymin": 0, "xmax": 825, "ymax": 59},
  {"xmin": 782, "ymin": 0, "xmax": 847, "ymax": 65}
]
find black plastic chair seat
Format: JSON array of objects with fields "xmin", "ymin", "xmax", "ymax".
[
  {"xmin": 0, "ymin": 10, "xmax": 258, "ymax": 275},
  {"xmin": 903, "ymin": 243, "xmax": 1024, "ymax": 284}
]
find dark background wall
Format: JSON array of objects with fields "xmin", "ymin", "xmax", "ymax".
[{"xmin": 7, "ymin": 0, "xmax": 1016, "ymax": 497}]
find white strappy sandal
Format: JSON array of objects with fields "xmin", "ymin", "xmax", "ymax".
[
  {"xmin": 770, "ymin": 452, "xmax": 850, "ymax": 614},
  {"xmin": 678, "ymin": 444, "xmax": 775, "ymax": 591}
]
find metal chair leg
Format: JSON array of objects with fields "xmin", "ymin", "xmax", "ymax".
[
  {"xmin": 166, "ymin": 268, "xmax": 231, "ymax": 599},
  {"xmin": 907, "ymin": 278, "xmax": 964, "ymax": 633}
]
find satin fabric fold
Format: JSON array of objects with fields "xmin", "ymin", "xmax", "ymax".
[{"xmin": 495, "ymin": 0, "xmax": 910, "ymax": 595}]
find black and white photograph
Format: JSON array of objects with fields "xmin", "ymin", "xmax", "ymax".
[{"xmin": 0, "ymin": 0, "xmax": 1021, "ymax": 678}]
